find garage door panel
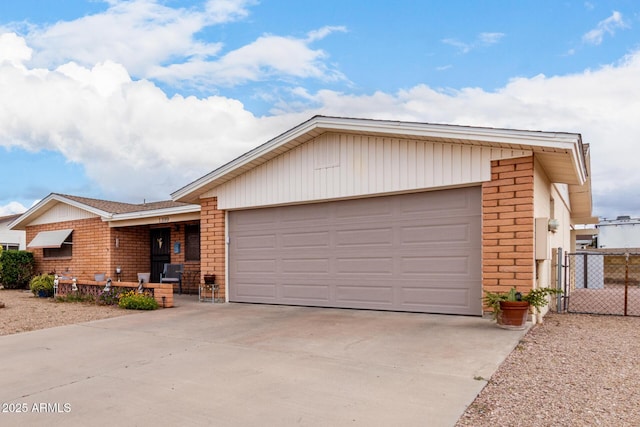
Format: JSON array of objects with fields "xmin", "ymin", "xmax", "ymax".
[
  {"xmin": 399, "ymin": 286, "xmax": 475, "ymax": 313},
  {"xmin": 400, "ymin": 255, "xmax": 470, "ymax": 275},
  {"xmin": 234, "ymin": 282, "xmax": 277, "ymax": 299},
  {"xmin": 335, "ymin": 227, "xmax": 394, "ymax": 248},
  {"xmin": 335, "ymin": 284, "xmax": 394, "ymax": 306},
  {"xmin": 234, "ymin": 259, "xmax": 277, "ymax": 273},
  {"xmin": 280, "ymin": 283, "xmax": 330, "ymax": 302},
  {"xmin": 401, "ymin": 224, "xmax": 473, "ymax": 245},
  {"xmin": 281, "ymin": 231, "xmax": 330, "ymax": 249},
  {"xmin": 281, "ymin": 258, "xmax": 330, "ymax": 274},
  {"xmin": 236, "ymin": 233, "xmax": 277, "ymax": 250},
  {"xmin": 230, "ymin": 187, "xmax": 481, "ymax": 315},
  {"xmin": 336, "ymin": 257, "xmax": 394, "ymax": 275}
]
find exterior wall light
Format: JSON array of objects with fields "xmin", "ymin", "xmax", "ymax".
[{"xmin": 548, "ymin": 218, "xmax": 560, "ymax": 233}]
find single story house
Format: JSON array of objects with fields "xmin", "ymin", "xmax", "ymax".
[
  {"xmin": 172, "ymin": 115, "xmax": 595, "ymax": 319},
  {"xmin": 0, "ymin": 214, "xmax": 26, "ymax": 250},
  {"xmin": 9, "ymin": 194, "xmax": 202, "ymax": 294}
]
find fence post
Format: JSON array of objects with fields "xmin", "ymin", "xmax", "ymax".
[
  {"xmin": 624, "ymin": 252, "xmax": 629, "ymax": 316},
  {"xmin": 557, "ymin": 247, "xmax": 563, "ymax": 312}
]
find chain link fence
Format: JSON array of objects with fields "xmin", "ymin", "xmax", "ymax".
[{"xmin": 562, "ymin": 251, "xmax": 640, "ymax": 316}]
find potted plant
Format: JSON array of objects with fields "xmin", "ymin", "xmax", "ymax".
[
  {"xmin": 484, "ymin": 287, "xmax": 562, "ymax": 330},
  {"xmin": 29, "ymin": 274, "xmax": 55, "ymax": 298}
]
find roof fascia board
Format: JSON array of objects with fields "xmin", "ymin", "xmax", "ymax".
[{"xmin": 108, "ymin": 204, "xmax": 200, "ymax": 222}]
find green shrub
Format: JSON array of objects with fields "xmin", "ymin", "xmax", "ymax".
[
  {"xmin": 0, "ymin": 251, "xmax": 34, "ymax": 289},
  {"xmin": 118, "ymin": 290, "xmax": 158, "ymax": 310},
  {"xmin": 29, "ymin": 274, "xmax": 55, "ymax": 297},
  {"xmin": 97, "ymin": 288, "xmax": 123, "ymax": 306}
]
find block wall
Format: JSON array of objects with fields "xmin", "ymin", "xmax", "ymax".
[
  {"xmin": 200, "ymin": 197, "xmax": 226, "ymax": 300},
  {"xmin": 482, "ymin": 156, "xmax": 535, "ymax": 299}
]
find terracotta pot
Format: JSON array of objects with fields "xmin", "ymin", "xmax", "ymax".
[{"xmin": 497, "ymin": 301, "xmax": 529, "ymax": 330}]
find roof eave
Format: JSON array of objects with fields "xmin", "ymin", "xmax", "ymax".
[{"xmin": 109, "ymin": 204, "xmax": 201, "ymax": 222}]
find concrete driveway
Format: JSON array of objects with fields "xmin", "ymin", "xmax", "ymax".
[{"xmin": 0, "ymin": 296, "xmax": 527, "ymax": 426}]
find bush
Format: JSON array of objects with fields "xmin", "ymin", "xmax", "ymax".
[
  {"xmin": 0, "ymin": 250, "xmax": 35, "ymax": 289},
  {"xmin": 29, "ymin": 274, "xmax": 55, "ymax": 297},
  {"xmin": 97, "ymin": 288, "xmax": 123, "ymax": 306},
  {"xmin": 118, "ymin": 290, "xmax": 158, "ymax": 310}
]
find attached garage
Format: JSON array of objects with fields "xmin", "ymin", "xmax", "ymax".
[
  {"xmin": 229, "ymin": 187, "xmax": 481, "ymax": 314},
  {"xmin": 172, "ymin": 115, "xmax": 592, "ymax": 320}
]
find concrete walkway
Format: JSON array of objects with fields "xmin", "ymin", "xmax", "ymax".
[{"xmin": 0, "ymin": 296, "xmax": 528, "ymax": 426}]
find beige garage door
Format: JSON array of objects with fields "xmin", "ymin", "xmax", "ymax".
[{"xmin": 229, "ymin": 187, "xmax": 482, "ymax": 315}]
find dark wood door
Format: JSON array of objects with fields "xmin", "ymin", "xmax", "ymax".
[{"xmin": 150, "ymin": 228, "xmax": 171, "ymax": 283}]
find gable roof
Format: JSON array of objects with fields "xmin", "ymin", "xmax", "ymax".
[
  {"xmin": 171, "ymin": 116, "xmax": 587, "ymax": 203},
  {"xmin": 9, "ymin": 193, "xmax": 200, "ymax": 230},
  {"xmin": 171, "ymin": 115, "xmax": 591, "ymax": 220}
]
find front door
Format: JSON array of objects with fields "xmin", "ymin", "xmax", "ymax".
[{"xmin": 150, "ymin": 228, "xmax": 171, "ymax": 283}]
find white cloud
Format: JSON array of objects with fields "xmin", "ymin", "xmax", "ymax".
[
  {"xmin": 442, "ymin": 32, "xmax": 505, "ymax": 53},
  {"xmin": 0, "ymin": 201, "xmax": 27, "ymax": 216},
  {"xmin": 583, "ymin": 11, "xmax": 628, "ymax": 45},
  {"xmin": 148, "ymin": 30, "xmax": 347, "ymax": 86},
  {"xmin": 11, "ymin": 0, "xmax": 343, "ymax": 90}
]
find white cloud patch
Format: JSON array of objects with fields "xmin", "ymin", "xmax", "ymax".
[
  {"xmin": 10, "ymin": 0, "xmax": 343, "ymax": 90},
  {"xmin": 583, "ymin": 10, "xmax": 628, "ymax": 45},
  {"xmin": 0, "ymin": 201, "xmax": 28, "ymax": 216},
  {"xmin": 442, "ymin": 32, "xmax": 505, "ymax": 53},
  {"xmin": 148, "ymin": 28, "xmax": 347, "ymax": 86}
]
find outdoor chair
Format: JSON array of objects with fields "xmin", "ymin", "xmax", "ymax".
[{"xmin": 160, "ymin": 263, "xmax": 183, "ymax": 294}]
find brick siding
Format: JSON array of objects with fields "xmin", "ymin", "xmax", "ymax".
[
  {"xmin": 200, "ymin": 197, "xmax": 226, "ymax": 300},
  {"xmin": 482, "ymin": 156, "xmax": 535, "ymax": 300}
]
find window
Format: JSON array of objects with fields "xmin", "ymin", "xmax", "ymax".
[
  {"xmin": 185, "ymin": 225, "xmax": 200, "ymax": 261},
  {"xmin": 1, "ymin": 244, "xmax": 19, "ymax": 251},
  {"xmin": 44, "ymin": 233, "xmax": 73, "ymax": 259}
]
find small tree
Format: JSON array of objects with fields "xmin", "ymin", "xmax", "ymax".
[{"xmin": 0, "ymin": 250, "xmax": 35, "ymax": 289}]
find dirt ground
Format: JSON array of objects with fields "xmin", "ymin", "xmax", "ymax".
[{"xmin": 0, "ymin": 288, "xmax": 131, "ymax": 336}]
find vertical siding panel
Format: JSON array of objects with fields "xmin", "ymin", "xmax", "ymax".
[
  {"xmin": 399, "ymin": 139, "xmax": 408, "ymax": 189},
  {"xmin": 391, "ymin": 138, "xmax": 400, "ymax": 191},
  {"xmin": 407, "ymin": 140, "xmax": 417, "ymax": 188},
  {"xmin": 451, "ymin": 144, "xmax": 462, "ymax": 184},
  {"xmin": 375, "ymin": 137, "xmax": 384, "ymax": 193},
  {"xmin": 424, "ymin": 141, "xmax": 434, "ymax": 187},
  {"xmin": 433, "ymin": 142, "xmax": 443, "ymax": 186},
  {"xmin": 442, "ymin": 143, "xmax": 452, "ymax": 184},
  {"xmin": 383, "ymin": 138, "xmax": 392, "ymax": 192},
  {"xmin": 415, "ymin": 141, "xmax": 425, "ymax": 188}
]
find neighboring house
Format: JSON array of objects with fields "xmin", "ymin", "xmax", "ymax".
[
  {"xmin": 0, "ymin": 214, "xmax": 26, "ymax": 250},
  {"xmin": 172, "ymin": 115, "xmax": 595, "ymax": 319},
  {"xmin": 596, "ymin": 216, "xmax": 640, "ymax": 249},
  {"xmin": 9, "ymin": 194, "xmax": 201, "ymax": 293}
]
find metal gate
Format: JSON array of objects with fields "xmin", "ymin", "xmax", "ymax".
[{"xmin": 560, "ymin": 250, "xmax": 640, "ymax": 316}]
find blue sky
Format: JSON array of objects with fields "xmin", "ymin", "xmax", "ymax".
[{"xmin": 0, "ymin": 0, "xmax": 639, "ymax": 219}]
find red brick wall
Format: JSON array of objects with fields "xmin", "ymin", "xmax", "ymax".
[
  {"xmin": 27, "ymin": 217, "xmax": 112, "ymax": 280},
  {"xmin": 111, "ymin": 226, "xmax": 149, "ymax": 282},
  {"xmin": 482, "ymin": 156, "xmax": 535, "ymax": 300},
  {"xmin": 200, "ymin": 197, "xmax": 225, "ymax": 300}
]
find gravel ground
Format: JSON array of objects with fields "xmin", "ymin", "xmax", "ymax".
[
  {"xmin": 2, "ymin": 289, "xmax": 639, "ymax": 426},
  {"xmin": 457, "ymin": 313, "xmax": 640, "ymax": 427},
  {"xmin": 0, "ymin": 289, "xmax": 132, "ymax": 336}
]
